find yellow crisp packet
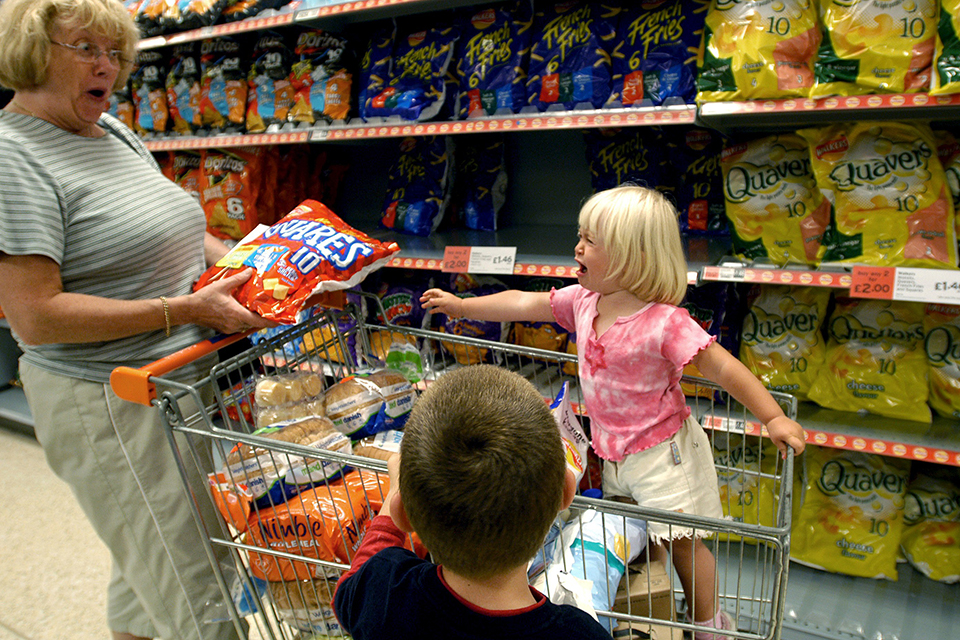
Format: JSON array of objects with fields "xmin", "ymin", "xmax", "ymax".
[
  {"xmin": 800, "ymin": 121, "xmax": 958, "ymax": 269},
  {"xmin": 812, "ymin": 0, "xmax": 937, "ymax": 97},
  {"xmin": 739, "ymin": 285, "xmax": 830, "ymax": 401},
  {"xmin": 791, "ymin": 447, "xmax": 911, "ymax": 580},
  {"xmin": 808, "ymin": 297, "xmax": 931, "ymax": 422},
  {"xmin": 932, "ymin": 0, "xmax": 960, "ymax": 94},
  {"xmin": 697, "ymin": 0, "xmax": 820, "ymax": 102},
  {"xmin": 713, "ymin": 433, "xmax": 781, "ymax": 543},
  {"xmin": 720, "ymin": 133, "xmax": 830, "ymax": 266},
  {"xmin": 924, "ymin": 303, "xmax": 960, "ymax": 419},
  {"xmin": 901, "ymin": 472, "xmax": 960, "ymax": 583}
]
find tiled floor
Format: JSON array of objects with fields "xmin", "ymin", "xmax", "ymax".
[{"xmin": 0, "ymin": 426, "xmax": 111, "ymax": 640}]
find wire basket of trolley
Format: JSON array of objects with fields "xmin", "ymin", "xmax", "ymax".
[{"xmin": 110, "ymin": 289, "xmax": 797, "ymax": 640}]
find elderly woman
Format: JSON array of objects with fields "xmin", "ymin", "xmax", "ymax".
[{"xmin": 0, "ymin": 1, "xmax": 273, "ymax": 638}]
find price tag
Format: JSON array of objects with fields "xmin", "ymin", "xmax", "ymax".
[
  {"xmin": 892, "ymin": 268, "xmax": 960, "ymax": 304},
  {"xmin": 442, "ymin": 246, "xmax": 471, "ymax": 273},
  {"xmin": 849, "ymin": 266, "xmax": 895, "ymax": 299},
  {"xmin": 442, "ymin": 246, "xmax": 517, "ymax": 275}
]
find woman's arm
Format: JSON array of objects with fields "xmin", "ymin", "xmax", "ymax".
[
  {"xmin": 204, "ymin": 232, "xmax": 231, "ymax": 267},
  {"xmin": 691, "ymin": 341, "xmax": 806, "ymax": 456},
  {"xmin": 420, "ymin": 288, "xmax": 554, "ymax": 323},
  {"xmin": 0, "ymin": 253, "xmax": 272, "ymax": 345}
]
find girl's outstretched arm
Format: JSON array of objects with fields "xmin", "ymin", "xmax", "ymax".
[
  {"xmin": 691, "ymin": 342, "xmax": 806, "ymax": 456},
  {"xmin": 420, "ymin": 288, "xmax": 554, "ymax": 323}
]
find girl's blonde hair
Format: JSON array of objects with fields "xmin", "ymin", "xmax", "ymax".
[
  {"xmin": 579, "ymin": 184, "xmax": 688, "ymax": 305},
  {"xmin": 0, "ymin": 0, "xmax": 139, "ymax": 92}
]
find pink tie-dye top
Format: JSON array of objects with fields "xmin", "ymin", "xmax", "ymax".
[{"xmin": 550, "ymin": 285, "xmax": 715, "ymax": 461}]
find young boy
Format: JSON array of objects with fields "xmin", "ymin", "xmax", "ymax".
[{"xmin": 333, "ymin": 364, "xmax": 611, "ymax": 639}]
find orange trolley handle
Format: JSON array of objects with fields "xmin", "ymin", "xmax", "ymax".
[{"xmin": 110, "ymin": 331, "xmax": 253, "ymax": 406}]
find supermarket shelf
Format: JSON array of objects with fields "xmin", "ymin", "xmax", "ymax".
[
  {"xmin": 374, "ymin": 226, "xmax": 730, "ymax": 279},
  {"xmin": 698, "ymin": 93, "xmax": 960, "ymax": 135},
  {"xmin": 140, "ymin": 104, "xmax": 698, "ymax": 152}
]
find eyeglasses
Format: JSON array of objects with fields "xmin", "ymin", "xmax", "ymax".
[{"xmin": 51, "ymin": 40, "xmax": 129, "ymax": 67}]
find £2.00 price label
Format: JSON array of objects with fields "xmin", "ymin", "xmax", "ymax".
[
  {"xmin": 442, "ymin": 246, "xmax": 471, "ymax": 273},
  {"xmin": 849, "ymin": 266, "xmax": 895, "ymax": 299}
]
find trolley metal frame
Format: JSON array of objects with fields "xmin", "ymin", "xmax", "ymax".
[{"xmin": 111, "ymin": 292, "xmax": 797, "ymax": 640}]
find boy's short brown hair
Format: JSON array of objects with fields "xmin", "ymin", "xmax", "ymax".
[{"xmin": 399, "ymin": 364, "xmax": 566, "ymax": 580}]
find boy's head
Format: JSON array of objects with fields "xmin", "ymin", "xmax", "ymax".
[
  {"xmin": 578, "ymin": 184, "xmax": 688, "ymax": 306},
  {"xmin": 396, "ymin": 364, "xmax": 568, "ymax": 580}
]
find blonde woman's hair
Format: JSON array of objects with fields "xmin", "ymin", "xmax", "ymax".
[
  {"xmin": 399, "ymin": 365, "xmax": 566, "ymax": 580},
  {"xmin": 579, "ymin": 184, "xmax": 688, "ymax": 305},
  {"xmin": 0, "ymin": 0, "xmax": 139, "ymax": 92}
]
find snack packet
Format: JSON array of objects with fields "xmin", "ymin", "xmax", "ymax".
[
  {"xmin": 132, "ymin": 49, "xmax": 169, "ymax": 136},
  {"xmin": 791, "ymin": 447, "xmax": 910, "ymax": 580},
  {"xmin": 194, "ymin": 200, "xmax": 400, "ymax": 323},
  {"xmin": 165, "ymin": 43, "xmax": 201, "ymax": 135},
  {"xmin": 697, "ymin": 0, "xmax": 820, "ymax": 101},
  {"xmin": 813, "ymin": 0, "xmax": 936, "ymax": 97},
  {"xmin": 807, "ymin": 297, "xmax": 931, "ymax": 422},
  {"xmin": 246, "ymin": 30, "xmax": 295, "ymax": 133},
  {"xmin": 288, "ymin": 29, "xmax": 353, "ymax": 125},
  {"xmin": 924, "ymin": 303, "xmax": 960, "ymax": 419},
  {"xmin": 932, "ymin": 0, "xmax": 960, "ymax": 95},
  {"xmin": 900, "ymin": 470, "xmax": 960, "ymax": 583}
]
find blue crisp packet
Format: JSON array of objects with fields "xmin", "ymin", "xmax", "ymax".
[
  {"xmin": 454, "ymin": 1, "xmax": 534, "ymax": 118},
  {"xmin": 525, "ymin": 1, "xmax": 618, "ymax": 112},
  {"xmin": 611, "ymin": 0, "xmax": 708, "ymax": 106},
  {"xmin": 382, "ymin": 136, "xmax": 453, "ymax": 236},
  {"xmin": 363, "ymin": 26, "xmax": 459, "ymax": 121},
  {"xmin": 584, "ymin": 127, "xmax": 664, "ymax": 193}
]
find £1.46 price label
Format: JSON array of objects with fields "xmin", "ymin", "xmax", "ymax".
[{"xmin": 442, "ymin": 246, "xmax": 517, "ymax": 275}]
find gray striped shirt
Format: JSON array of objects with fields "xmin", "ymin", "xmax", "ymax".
[{"xmin": 0, "ymin": 111, "xmax": 214, "ymax": 383}]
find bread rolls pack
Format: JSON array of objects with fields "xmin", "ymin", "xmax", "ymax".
[
  {"xmin": 325, "ymin": 368, "xmax": 416, "ymax": 439},
  {"xmin": 223, "ymin": 416, "xmax": 351, "ymax": 509},
  {"xmin": 254, "ymin": 372, "xmax": 326, "ymax": 428},
  {"xmin": 269, "ymin": 576, "xmax": 345, "ymax": 636}
]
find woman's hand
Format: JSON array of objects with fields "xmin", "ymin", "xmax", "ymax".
[
  {"xmin": 180, "ymin": 269, "xmax": 276, "ymax": 334},
  {"xmin": 420, "ymin": 288, "xmax": 463, "ymax": 317}
]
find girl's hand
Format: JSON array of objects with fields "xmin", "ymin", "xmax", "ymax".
[
  {"xmin": 766, "ymin": 415, "xmax": 806, "ymax": 457},
  {"xmin": 420, "ymin": 288, "xmax": 463, "ymax": 317},
  {"xmin": 186, "ymin": 269, "xmax": 276, "ymax": 334}
]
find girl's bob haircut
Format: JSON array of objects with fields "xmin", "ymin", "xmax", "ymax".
[
  {"xmin": 0, "ymin": 0, "xmax": 139, "ymax": 92},
  {"xmin": 579, "ymin": 184, "xmax": 688, "ymax": 306}
]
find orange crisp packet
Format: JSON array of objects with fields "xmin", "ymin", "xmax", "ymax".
[{"xmin": 195, "ymin": 200, "xmax": 400, "ymax": 323}]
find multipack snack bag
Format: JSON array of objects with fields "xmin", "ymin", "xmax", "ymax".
[
  {"xmin": 381, "ymin": 136, "xmax": 453, "ymax": 236},
  {"xmin": 900, "ymin": 470, "xmax": 960, "ymax": 583},
  {"xmin": 791, "ymin": 447, "xmax": 911, "ymax": 580},
  {"xmin": 924, "ymin": 303, "xmax": 960, "ymax": 419},
  {"xmin": 194, "ymin": 200, "xmax": 400, "ymax": 323},
  {"xmin": 932, "ymin": 0, "xmax": 960, "ymax": 95},
  {"xmin": 697, "ymin": 0, "xmax": 820, "ymax": 102},
  {"xmin": 800, "ymin": 122, "xmax": 958, "ymax": 269},
  {"xmin": 200, "ymin": 147, "xmax": 264, "ymax": 241},
  {"xmin": 288, "ymin": 29, "xmax": 352, "ymax": 125},
  {"xmin": 132, "ymin": 49, "xmax": 169, "ymax": 136},
  {"xmin": 666, "ymin": 126, "xmax": 726, "ymax": 236},
  {"xmin": 713, "ymin": 433, "xmax": 781, "ymax": 543},
  {"xmin": 166, "ymin": 43, "xmax": 202, "ymax": 136},
  {"xmin": 611, "ymin": 0, "xmax": 707, "ymax": 106},
  {"xmin": 454, "ymin": 1, "xmax": 534, "ymax": 118},
  {"xmin": 813, "ymin": 0, "xmax": 937, "ymax": 97},
  {"xmin": 808, "ymin": 297, "xmax": 931, "ymax": 422},
  {"xmin": 246, "ymin": 30, "xmax": 295, "ymax": 133},
  {"xmin": 584, "ymin": 127, "xmax": 663, "ymax": 194},
  {"xmin": 199, "ymin": 36, "xmax": 247, "ymax": 133},
  {"xmin": 720, "ymin": 133, "xmax": 830, "ymax": 266},
  {"xmin": 739, "ymin": 285, "xmax": 830, "ymax": 402},
  {"xmin": 525, "ymin": 0, "xmax": 619, "ymax": 112}
]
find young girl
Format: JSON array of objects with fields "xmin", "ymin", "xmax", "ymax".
[{"xmin": 420, "ymin": 184, "xmax": 806, "ymax": 640}]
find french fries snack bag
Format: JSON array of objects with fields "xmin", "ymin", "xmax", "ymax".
[
  {"xmin": 924, "ymin": 303, "xmax": 960, "ymax": 419},
  {"xmin": 932, "ymin": 0, "xmax": 960, "ymax": 95},
  {"xmin": 807, "ymin": 297, "xmax": 931, "ymax": 422},
  {"xmin": 194, "ymin": 200, "xmax": 400, "ymax": 324},
  {"xmin": 800, "ymin": 121, "xmax": 958, "ymax": 269},
  {"xmin": 813, "ymin": 0, "xmax": 936, "ymax": 97},
  {"xmin": 697, "ymin": 0, "xmax": 820, "ymax": 102},
  {"xmin": 791, "ymin": 447, "xmax": 910, "ymax": 580},
  {"xmin": 739, "ymin": 285, "xmax": 830, "ymax": 401},
  {"xmin": 525, "ymin": 0, "xmax": 618, "ymax": 112},
  {"xmin": 720, "ymin": 133, "xmax": 830, "ymax": 266},
  {"xmin": 611, "ymin": 0, "xmax": 707, "ymax": 106},
  {"xmin": 900, "ymin": 471, "xmax": 960, "ymax": 583},
  {"xmin": 713, "ymin": 433, "xmax": 781, "ymax": 543}
]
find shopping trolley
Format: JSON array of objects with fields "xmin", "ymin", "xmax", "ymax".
[{"xmin": 111, "ymin": 291, "xmax": 797, "ymax": 640}]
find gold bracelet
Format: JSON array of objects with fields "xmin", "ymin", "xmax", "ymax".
[{"xmin": 159, "ymin": 296, "xmax": 171, "ymax": 338}]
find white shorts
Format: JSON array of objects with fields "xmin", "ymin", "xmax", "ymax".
[{"xmin": 601, "ymin": 416, "xmax": 724, "ymax": 544}]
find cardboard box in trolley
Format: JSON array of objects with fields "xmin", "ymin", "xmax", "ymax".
[
  {"xmin": 612, "ymin": 559, "xmax": 675, "ymax": 621},
  {"xmin": 612, "ymin": 621, "xmax": 682, "ymax": 640}
]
